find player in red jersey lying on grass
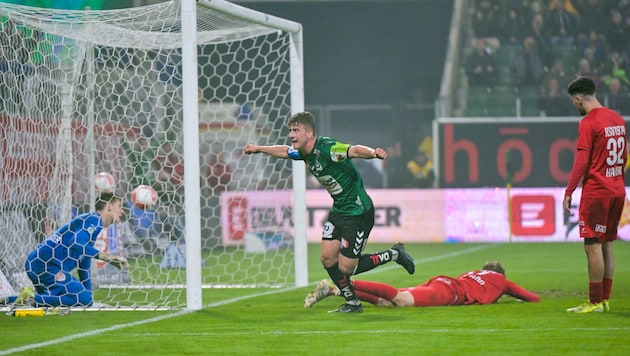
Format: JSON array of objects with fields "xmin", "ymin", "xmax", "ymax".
[{"xmin": 304, "ymin": 261, "xmax": 540, "ymax": 307}]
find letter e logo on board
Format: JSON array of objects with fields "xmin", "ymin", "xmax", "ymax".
[{"xmin": 511, "ymin": 195, "xmax": 555, "ymax": 236}]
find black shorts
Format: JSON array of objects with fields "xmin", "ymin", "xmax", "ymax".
[{"xmin": 321, "ymin": 206, "xmax": 375, "ymax": 258}]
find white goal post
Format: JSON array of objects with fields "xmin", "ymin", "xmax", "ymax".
[{"xmin": 0, "ymin": 0, "xmax": 305, "ymax": 311}]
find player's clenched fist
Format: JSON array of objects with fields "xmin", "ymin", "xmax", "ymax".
[
  {"xmin": 244, "ymin": 144, "xmax": 259, "ymax": 154},
  {"xmin": 373, "ymin": 147, "xmax": 387, "ymax": 160}
]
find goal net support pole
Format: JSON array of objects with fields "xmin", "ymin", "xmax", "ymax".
[
  {"xmin": 181, "ymin": 0, "xmax": 203, "ymax": 311},
  {"xmin": 289, "ymin": 37, "xmax": 308, "ymax": 288}
]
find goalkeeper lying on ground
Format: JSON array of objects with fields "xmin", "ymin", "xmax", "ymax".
[{"xmin": 1, "ymin": 192, "xmax": 128, "ymax": 308}]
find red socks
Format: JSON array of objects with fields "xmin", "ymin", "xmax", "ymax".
[
  {"xmin": 603, "ymin": 278, "xmax": 613, "ymax": 301},
  {"xmin": 588, "ymin": 281, "xmax": 603, "ymax": 304}
]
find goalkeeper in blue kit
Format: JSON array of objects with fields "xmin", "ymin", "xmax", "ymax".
[
  {"xmin": 2, "ymin": 192, "xmax": 128, "ymax": 308},
  {"xmin": 244, "ymin": 111, "xmax": 416, "ymax": 313}
]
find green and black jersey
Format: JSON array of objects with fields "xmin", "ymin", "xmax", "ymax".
[{"xmin": 288, "ymin": 136, "xmax": 373, "ymax": 216}]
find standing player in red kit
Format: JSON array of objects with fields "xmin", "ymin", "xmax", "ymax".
[
  {"xmin": 304, "ymin": 261, "xmax": 540, "ymax": 308},
  {"xmin": 564, "ymin": 77, "xmax": 627, "ymax": 313}
]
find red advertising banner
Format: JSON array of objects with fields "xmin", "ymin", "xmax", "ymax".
[
  {"xmin": 434, "ymin": 117, "xmax": 582, "ymax": 187},
  {"xmin": 0, "ymin": 115, "xmax": 140, "ymax": 204},
  {"xmin": 0, "ymin": 116, "xmax": 56, "ymax": 202}
]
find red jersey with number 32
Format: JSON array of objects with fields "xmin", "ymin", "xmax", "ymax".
[{"xmin": 577, "ymin": 107, "xmax": 626, "ymax": 198}]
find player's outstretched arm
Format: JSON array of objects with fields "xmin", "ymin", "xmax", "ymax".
[
  {"xmin": 504, "ymin": 280, "xmax": 540, "ymax": 302},
  {"xmin": 97, "ymin": 252, "xmax": 129, "ymax": 270},
  {"xmin": 244, "ymin": 144, "xmax": 290, "ymax": 158},
  {"xmin": 348, "ymin": 145, "xmax": 387, "ymax": 160}
]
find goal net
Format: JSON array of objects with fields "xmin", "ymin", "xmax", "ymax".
[{"xmin": 0, "ymin": 0, "xmax": 304, "ymax": 310}]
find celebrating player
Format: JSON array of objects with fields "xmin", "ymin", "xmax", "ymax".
[
  {"xmin": 244, "ymin": 111, "xmax": 415, "ymax": 313},
  {"xmin": 304, "ymin": 261, "xmax": 540, "ymax": 308},
  {"xmin": 3, "ymin": 192, "xmax": 128, "ymax": 308},
  {"xmin": 564, "ymin": 77, "xmax": 627, "ymax": 313}
]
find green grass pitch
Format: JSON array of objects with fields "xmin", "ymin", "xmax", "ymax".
[{"xmin": 3, "ymin": 242, "xmax": 630, "ymax": 355}]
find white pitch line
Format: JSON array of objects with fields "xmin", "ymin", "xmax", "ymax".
[
  {"xmin": 0, "ymin": 310, "xmax": 192, "ymax": 355},
  {"xmin": 121, "ymin": 325, "xmax": 630, "ymax": 337},
  {"xmin": 0, "ymin": 244, "xmax": 495, "ymax": 355}
]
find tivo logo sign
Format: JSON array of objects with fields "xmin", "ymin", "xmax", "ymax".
[{"xmin": 511, "ymin": 195, "xmax": 555, "ymax": 236}]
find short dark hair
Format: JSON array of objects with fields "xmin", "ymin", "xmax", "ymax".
[
  {"xmin": 287, "ymin": 111, "xmax": 315, "ymax": 132},
  {"xmin": 482, "ymin": 261, "xmax": 505, "ymax": 275},
  {"xmin": 567, "ymin": 77, "xmax": 596, "ymax": 96},
  {"xmin": 95, "ymin": 192, "xmax": 120, "ymax": 211}
]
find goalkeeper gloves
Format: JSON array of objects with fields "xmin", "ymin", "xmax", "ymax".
[{"xmin": 97, "ymin": 252, "xmax": 129, "ymax": 270}]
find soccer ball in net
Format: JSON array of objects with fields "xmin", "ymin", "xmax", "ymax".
[
  {"xmin": 94, "ymin": 172, "xmax": 116, "ymax": 193},
  {"xmin": 131, "ymin": 185, "xmax": 158, "ymax": 210}
]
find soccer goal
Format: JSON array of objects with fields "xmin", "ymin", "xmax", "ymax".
[{"xmin": 0, "ymin": 0, "xmax": 306, "ymax": 310}]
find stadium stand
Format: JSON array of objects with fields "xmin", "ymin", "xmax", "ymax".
[{"xmin": 461, "ymin": 0, "xmax": 630, "ymax": 118}]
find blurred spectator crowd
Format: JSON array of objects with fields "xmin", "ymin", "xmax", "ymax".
[{"xmin": 465, "ymin": 0, "xmax": 630, "ymax": 116}]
